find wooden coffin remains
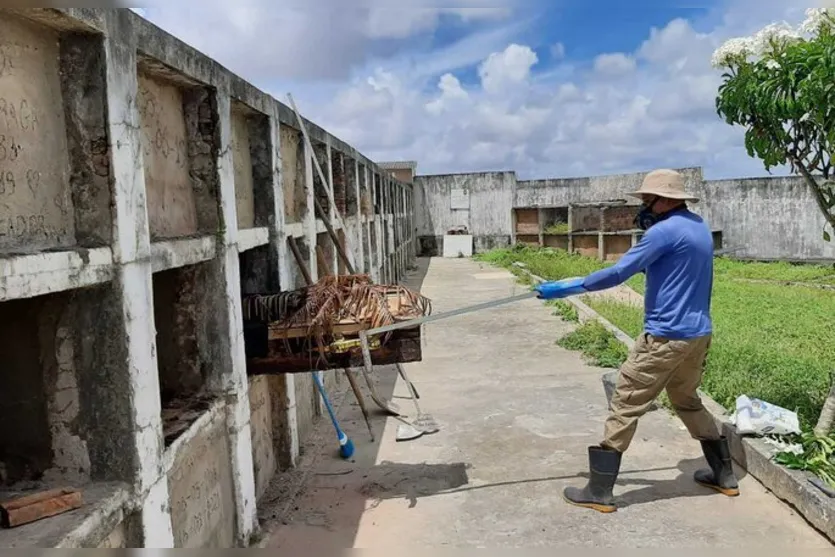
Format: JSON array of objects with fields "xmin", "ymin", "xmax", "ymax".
[{"xmin": 241, "ymin": 276, "xmax": 431, "ymax": 375}]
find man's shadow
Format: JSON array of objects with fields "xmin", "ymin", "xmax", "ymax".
[{"xmin": 577, "ymin": 457, "xmax": 748, "ymax": 508}]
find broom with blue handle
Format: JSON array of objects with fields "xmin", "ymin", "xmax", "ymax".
[{"xmin": 313, "ymin": 372, "xmax": 355, "ymax": 460}]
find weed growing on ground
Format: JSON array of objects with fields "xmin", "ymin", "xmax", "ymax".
[
  {"xmin": 547, "ymin": 299, "xmax": 579, "ymax": 322},
  {"xmin": 557, "ymin": 321, "xmax": 630, "ymax": 368}
]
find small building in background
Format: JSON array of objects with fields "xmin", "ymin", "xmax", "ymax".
[{"xmin": 379, "ymin": 161, "xmax": 418, "ymax": 184}]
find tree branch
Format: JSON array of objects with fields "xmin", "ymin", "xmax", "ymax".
[{"xmin": 790, "ymin": 155, "xmax": 835, "ymax": 229}]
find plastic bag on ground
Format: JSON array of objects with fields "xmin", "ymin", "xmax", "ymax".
[{"xmin": 731, "ymin": 395, "xmax": 801, "ymax": 436}]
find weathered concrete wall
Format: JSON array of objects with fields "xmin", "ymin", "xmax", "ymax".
[
  {"xmin": 515, "ymin": 167, "xmax": 704, "ymax": 208},
  {"xmin": 414, "ymin": 171, "xmax": 515, "ymax": 255},
  {"xmin": 419, "ymin": 164, "xmax": 835, "ymax": 262},
  {"xmin": 695, "ymin": 176, "xmax": 835, "ymax": 261},
  {"xmin": 0, "ymin": 7, "xmax": 417, "ymax": 549}
]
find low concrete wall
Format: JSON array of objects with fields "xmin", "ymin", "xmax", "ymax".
[
  {"xmin": 696, "ymin": 176, "xmax": 835, "ymax": 262},
  {"xmin": 417, "ymin": 166, "xmax": 835, "ymax": 262},
  {"xmin": 414, "ymin": 171, "xmax": 515, "ymax": 256}
]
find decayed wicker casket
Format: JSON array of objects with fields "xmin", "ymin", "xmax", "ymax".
[{"xmin": 241, "ymin": 274, "xmax": 431, "ymax": 374}]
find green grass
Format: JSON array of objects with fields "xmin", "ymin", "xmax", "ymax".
[
  {"xmin": 543, "ymin": 222, "xmax": 570, "ymax": 234},
  {"xmin": 478, "ymin": 245, "xmax": 835, "ymax": 431},
  {"xmin": 714, "ymin": 257, "xmax": 835, "ymax": 284},
  {"xmin": 547, "ymin": 299, "xmax": 579, "ymax": 322},
  {"xmin": 557, "ymin": 321, "xmax": 630, "ymax": 368}
]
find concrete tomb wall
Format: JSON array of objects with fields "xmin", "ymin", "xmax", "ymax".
[
  {"xmin": 417, "ymin": 166, "xmax": 835, "ymax": 262},
  {"xmin": 0, "ymin": 7, "xmax": 417, "ymax": 548}
]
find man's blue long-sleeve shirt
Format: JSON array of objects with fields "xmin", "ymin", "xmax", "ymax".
[{"xmin": 582, "ymin": 208, "xmax": 714, "ymax": 339}]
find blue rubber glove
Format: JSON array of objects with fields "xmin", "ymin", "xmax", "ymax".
[{"xmin": 534, "ymin": 277, "xmax": 587, "ymax": 300}]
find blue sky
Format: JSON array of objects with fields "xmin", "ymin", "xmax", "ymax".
[{"xmin": 138, "ymin": 1, "xmax": 812, "ymax": 180}]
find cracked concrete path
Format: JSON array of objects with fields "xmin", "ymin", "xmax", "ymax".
[{"xmin": 261, "ymin": 257, "xmax": 830, "ymax": 549}]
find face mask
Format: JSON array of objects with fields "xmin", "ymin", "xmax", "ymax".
[{"xmin": 634, "ymin": 196, "xmax": 661, "ymax": 230}]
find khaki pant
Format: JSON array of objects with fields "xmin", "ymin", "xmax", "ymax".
[{"xmin": 602, "ymin": 332, "xmax": 720, "ymax": 453}]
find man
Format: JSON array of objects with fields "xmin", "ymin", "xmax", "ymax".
[{"xmin": 534, "ymin": 169, "xmax": 739, "ymax": 514}]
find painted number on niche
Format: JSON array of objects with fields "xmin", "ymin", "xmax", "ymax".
[
  {"xmin": 0, "ymin": 98, "xmax": 39, "ymax": 131},
  {"xmin": 0, "ymin": 134, "xmax": 21, "ymax": 161},
  {"xmin": 0, "ymin": 171, "xmax": 14, "ymax": 194}
]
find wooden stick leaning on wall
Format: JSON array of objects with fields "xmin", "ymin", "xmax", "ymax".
[{"xmin": 289, "ymin": 93, "xmax": 357, "ymax": 275}]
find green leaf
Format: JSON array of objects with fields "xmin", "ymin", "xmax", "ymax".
[{"xmin": 825, "ymin": 229, "xmax": 832, "ymax": 242}]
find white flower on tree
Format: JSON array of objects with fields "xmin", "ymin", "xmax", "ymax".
[
  {"xmin": 710, "ymin": 37, "xmax": 756, "ymax": 68},
  {"xmin": 799, "ymin": 7, "xmax": 835, "ymax": 35},
  {"xmin": 751, "ymin": 22, "xmax": 801, "ymax": 55}
]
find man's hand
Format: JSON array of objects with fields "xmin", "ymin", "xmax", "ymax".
[{"xmin": 533, "ymin": 277, "xmax": 587, "ymax": 300}]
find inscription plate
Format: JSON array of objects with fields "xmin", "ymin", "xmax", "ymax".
[
  {"xmin": 0, "ymin": 16, "xmax": 75, "ymax": 251},
  {"xmin": 167, "ymin": 411, "xmax": 235, "ymax": 548},
  {"xmin": 450, "ymin": 188, "xmax": 469, "ymax": 210},
  {"xmin": 138, "ymin": 73, "xmax": 198, "ymax": 239},
  {"xmin": 248, "ymin": 376, "xmax": 276, "ymax": 498},
  {"xmin": 231, "ymin": 107, "xmax": 255, "ymax": 229}
]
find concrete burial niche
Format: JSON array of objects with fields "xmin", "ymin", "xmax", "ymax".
[
  {"xmin": 0, "ymin": 284, "xmax": 138, "ymax": 547},
  {"xmin": 280, "ymin": 124, "xmax": 306, "ymax": 225},
  {"xmin": 136, "ymin": 60, "xmax": 221, "ymax": 242},
  {"xmin": 0, "ymin": 13, "xmax": 113, "ymax": 254},
  {"xmin": 231, "ymin": 104, "xmax": 256, "ymax": 230},
  {"xmin": 137, "ymin": 73, "xmax": 198, "ymax": 239}
]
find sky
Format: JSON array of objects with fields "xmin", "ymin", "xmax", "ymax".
[{"xmin": 131, "ymin": 1, "xmax": 821, "ymax": 181}]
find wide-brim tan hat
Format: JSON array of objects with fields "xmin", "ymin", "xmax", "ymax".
[{"xmin": 627, "ymin": 169, "xmax": 700, "ymax": 202}]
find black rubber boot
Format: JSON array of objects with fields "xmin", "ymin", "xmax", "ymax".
[
  {"xmin": 563, "ymin": 445, "xmax": 622, "ymax": 513},
  {"xmin": 694, "ymin": 437, "xmax": 740, "ymax": 497}
]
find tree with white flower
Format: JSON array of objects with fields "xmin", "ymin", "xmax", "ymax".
[{"xmin": 713, "ymin": 8, "xmax": 835, "ymax": 248}]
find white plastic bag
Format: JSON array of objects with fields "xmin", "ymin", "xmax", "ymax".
[{"xmin": 732, "ymin": 395, "xmax": 801, "ymax": 436}]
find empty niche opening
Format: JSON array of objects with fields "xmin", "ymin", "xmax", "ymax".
[
  {"xmin": 374, "ymin": 173, "xmax": 382, "ymax": 215},
  {"xmin": 231, "ymin": 101, "xmax": 272, "ymax": 231},
  {"xmin": 152, "ymin": 261, "xmax": 220, "ymax": 447},
  {"xmin": 542, "ymin": 207, "xmax": 569, "ymax": 235},
  {"xmin": 279, "ymin": 124, "xmax": 306, "ymax": 225},
  {"xmin": 0, "ymin": 14, "xmax": 113, "ymax": 254},
  {"xmin": 137, "ymin": 60, "xmax": 220, "ymax": 242},
  {"xmin": 239, "ymin": 244, "xmax": 279, "ymax": 362},
  {"xmin": 0, "ymin": 283, "xmax": 131, "ymax": 545},
  {"xmin": 237, "ymin": 244, "xmax": 281, "ymax": 495}
]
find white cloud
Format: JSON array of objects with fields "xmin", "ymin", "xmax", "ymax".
[
  {"xmin": 138, "ymin": 0, "xmax": 517, "ymax": 80},
  {"xmin": 593, "ymin": 53, "xmax": 637, "ymax": 76},
  {"xmin": 140, "ymin": 0, "xmax": 811, "ymax": 180},
  {"xmin": 478, "ymin": 43, "xmax": 539, "ymax": 94}
]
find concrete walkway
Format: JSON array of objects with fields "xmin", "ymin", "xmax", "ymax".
[{"xmin": 262, "ymin": 257, "xmax": 830, "ymax": 549}]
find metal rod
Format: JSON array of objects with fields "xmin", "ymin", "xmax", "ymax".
[{"xmin": 364, "ymin": 291, "xmax": 539, "ymax": 337}]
